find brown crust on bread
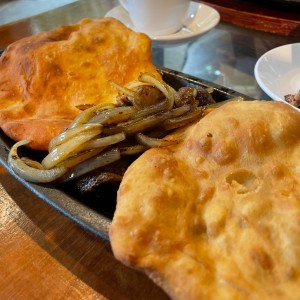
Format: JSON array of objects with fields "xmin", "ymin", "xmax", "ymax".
[
  {"xmin": 110, "ymin": 101, "xmax": 300, "ymax": 300},
  {"xmin": 0, "ymin": 18, "xmax": 159, "ymax": 150}
]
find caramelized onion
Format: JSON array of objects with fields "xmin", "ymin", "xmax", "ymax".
[
  {"xmin": 103, "ymin": 113, "xmax": 168, "ymax": 136},
  {"xmin": 130, "ymin": 99, "xmax": 170, "ymax": 119},
  {"xmin": 21, "ymin": 157, "xmax": 44, "ymax": 169},
  {"xmin": 7, "ymin": 72, "xmax": 224, "ymax": 183},
  {"xmin": 87, "ymin": 106, "xmax": 137, "ymax": 125},
  {"xmin": 59, "ymin": 148, "xmax": 121, "ymax": 182},
  {"xmin": 56, "ymin": 148, "xmax": 104, "ymax": 169},
  {"xmin": 136, "ymin": 133, "xmax": 179, "ymax": 148},
  {"xmin": 162, "ymin": 108, "xmax": 205, "ymax": 130},
  {"xmin": 48, "ymin": 124, "xmax": 102, "ymax": 152},
  {"xmin": 8, "ymin": 140, "xmax": 68, "ymax": 183},
  {"xmin": 42, "ymin": 125, "xmax": 102, "ymax": 169},
  {"xmin": 109, "ymin": 80, "xmax": 138, "ymax": 99},
  {"xmin": 69, "ymin": 103, "xmax": 116, "ymax": 128},
  {"xmin": 80, "ymin": 133, "xmax": 126, "ymax": 151},
  {"xmin": 124, "ymin": 80, "xmax": 151, "ymax": 90},
  {"xmin": 138, "ymin": 72, "xmax": 175, "ymax": 110},
  {"xmin": 103, "ymin": 104, "xmax": 191, "ymax": 136},
  {"xmin": 119, "ymin": 145, "xmax": 147, "ymax": 155}
]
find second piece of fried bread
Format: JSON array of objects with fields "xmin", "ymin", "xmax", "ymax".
[
  {"xmin": 110, "ymin": 100, "xmax": 300, "ymax": 300},
  {"xmin": 0, "ymin": 18, "xmax": 159, "ymax": 150}
]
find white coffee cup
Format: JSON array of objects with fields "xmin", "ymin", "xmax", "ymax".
[{"xmin": 119, "ymin": 0, "xmax": 190, "ymax": 36}]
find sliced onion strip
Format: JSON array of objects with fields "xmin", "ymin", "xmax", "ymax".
[
  {"xmin": 124, "ymin": 80, "xmax": 152, "ymax": 89},
  {"xmin": 48, "ymin": 124, "xmax": 102, "ymax": 152},
  {"xmin": 109, "ymin": 80, "xmax": 137, "ymax": 99},
  {"xmin": 56, "ymin": 148, "xmax": 104, "ymax": 169},
  {"xmin": 42, "ymin": 126, "xmax": 102, "ymax": 169},
  {"xmin": 170, "ymin": 84, "xmax": 183, "ymax": 107},
  {"xmin": 80, "ymin": 132, "xmax": 126, "ymax": 151},
  {"xmin": 119, "ymin": 145, "xmax": 147, "ymax": 155},
  {"xmin": 130, "ymin": 98, "xmax": 170, "ymax": 120},
  {"xmin": 206, "ymin": 87, "xmax": 214, "ymax": 94},
  {"xmin": 69, "ymin": 103, "xmax": 116, "ymax": 128},
  {"xmin": 103, "ymin": 104, "xmax": 191, "ymax": 136},
  {"xmin": 21, "ymin": 157, "xmax": 44, "ymax": 170},
  {"xmin": 59, "ymin": 148, "xmax": 121, "ymax": 182},
  {"xmin": 87, "ymin": 106, "xmax": 136, "ymax": 125},
  {"xmin": 136, "ymin": 133, "xmax": 179, "ymax": 148},
  {"xmin": 138, "ymin": 72, "xmax": 175, "ymax": 110},
  {"xmin": 103, "ymin": 113, "xmax": 168, "ymax": 136},
  {"xmin": 7, "ymin": 73, "xmax": 221, "ymax": 184},
  {"xmin": 162, "ymin": 108, "xmax": 205, "ymax": 130},
  {"xmin": 8, "ymin": 140, "xmax": 68, "ymax": 183}
]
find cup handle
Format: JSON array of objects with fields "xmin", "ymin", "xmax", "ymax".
[{"xmin": 119, "ymin": 0, "xmax": 128, "ymax": 10}]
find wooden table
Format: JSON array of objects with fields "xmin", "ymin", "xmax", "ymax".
[
  {"xmin": 201, "ymin": 0, "xmax": 300, "ymax": 36},
  {"xmin": 0, "ymin": 166, "xmax": 169, "ymax": 300},
  {"xmin": 0, "ymin": 0, "xmax": 299, "ymax": 299}
]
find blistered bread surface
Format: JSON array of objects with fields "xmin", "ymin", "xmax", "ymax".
[
  {"xmin": 110, "ymin": 101, "xmax": 300, "ymax": 300},
  {"xmin": 0, "ymin": 18, "xmax": 159, "ymax": 150}
]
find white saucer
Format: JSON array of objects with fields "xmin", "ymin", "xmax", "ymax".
[
  {"xmin": 105, "ymin": 2, "xmax": 220, "ymax": 47},
  {"xmin": 254, "ymin": 43, "xmax": 300, "ymax": 112}
]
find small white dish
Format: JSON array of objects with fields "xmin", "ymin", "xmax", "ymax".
[
  {"xmin": 254, "ymin": 43, "xmax": 300, "ymax": 111},
  {"xmin": 105, "ymin": 2, "xmax": 220, "ymax": 47}
]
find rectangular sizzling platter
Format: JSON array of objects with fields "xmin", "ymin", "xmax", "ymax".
[{"xmin": 0, "ymin": 67, "xmax": 251, "ymax": 240}]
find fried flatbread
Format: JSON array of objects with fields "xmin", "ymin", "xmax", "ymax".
[
  {"xmin": 110, "ymin": 101, "xmax": 300, "ymax": 300},
  {"xmin": 0, "ymin": 18, "xmax": 159, "ymax": 150}
]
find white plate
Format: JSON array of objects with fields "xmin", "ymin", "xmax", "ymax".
[
  {"xmin": 254, "ymin": 43, "xmax": 300, "ymax": 111},
  {"xmin": 105, "ymin": 2, "xmax": 220, "ymax": 47}
]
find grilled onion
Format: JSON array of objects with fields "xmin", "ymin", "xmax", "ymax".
[
  {"xmin": 136, "ymin": 133, "xmax": 179, "ymax": 148},
  {"xmin": 7, "ymin": 73, "xmax": 229, "ymax": 183},
  {"xmin": 42, "ymin": 125, "xmax": 102, "ymax": 169},
  {"xmin": 8, "ymin": 140, "xmax": 68, "ymax": 183},
  {"xmin": 138, "ymin": 72, "xmax": 175, "ymax": 110},
  {"xmin": 87, "ymin": 106, "xmax": 136, "ymax": 125},
  {"xmin": 69, "ymin": 103, "xmax": 116, "ymax": 128},
  {"xmin": 48, "ymin": 124, "xmax": 102, "ymax": 152},
  {"xmin": 59, "ymin": 148, "xmax": 121, "ymax": 182}
]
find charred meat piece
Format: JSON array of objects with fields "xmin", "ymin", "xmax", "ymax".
[
  {"xmin": 70, "ymin": 156, "xmax": 136, "ymax": 196},
  {"xmin": 178, "ymin": 87, "xmax": 215, "ymax": 107},
  {"xmin": 75, "ymin": 172, "xmax": 123, "ymax": 194},
  {"xmin": 59, "ymin": 156, "xmax": 139, "ymax": 218},
  {"xmin": 117, "ymin": 85, "xmax": 164, "ymax": 107}
]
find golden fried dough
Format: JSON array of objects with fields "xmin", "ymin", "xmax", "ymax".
[
  {"xmin": 110, "ymin": 101, "xmax": 300, "ymax": 300},
  {"xmin": 0, "ymin": 18, "xmax": 159, "ymax": 150}
]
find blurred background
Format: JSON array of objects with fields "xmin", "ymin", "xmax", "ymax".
[{"xmin": 0, "ymin": 0, "xmax": 78, "ymax": 25}]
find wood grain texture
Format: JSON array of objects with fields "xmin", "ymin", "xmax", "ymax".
[
  {"xmin": 0, "ymin": 166, "xmax": 169, "ymax": 300},
  {"xmin": 199, "ymin": 0, "xmax": 300, "ymax": 36}
]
